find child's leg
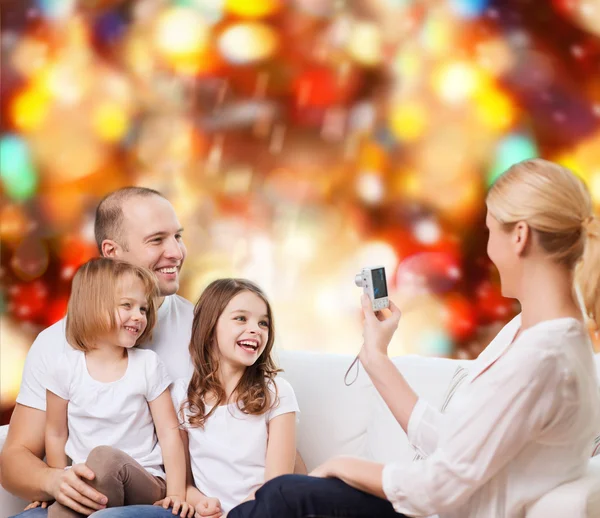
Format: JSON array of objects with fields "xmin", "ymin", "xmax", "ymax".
[{"xmin": 84, "ymin": 446, "xmax": 166, "ymax": 507}]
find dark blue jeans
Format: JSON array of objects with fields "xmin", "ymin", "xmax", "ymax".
[{"xmin": 228, "ymin": 475, "xmax": 408, "ymax": 518}]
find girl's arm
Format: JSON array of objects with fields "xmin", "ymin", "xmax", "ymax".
[
  {"xmin": 179, "ymin": 428, "xmax": 204, "ymax": 507},
  {"xmin": 264, "ymin": 412, "xmax": 297, "ymax": 480},
  {"xmin": 45, "ymin": 390, "xmax": 69, "ymax": 469},
  {"xmin": 148, "ymin": 390, "xmax": 186, "ymax": 501}
]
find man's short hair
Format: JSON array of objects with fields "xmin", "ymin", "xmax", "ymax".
[{"xmin": 94, "ymin": 186, "xmax": 165, "ymax": 253}]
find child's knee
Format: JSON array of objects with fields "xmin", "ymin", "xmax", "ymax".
[{"xmin": 85, "ymin": 446, "xmax": 129, "ymax": 477}]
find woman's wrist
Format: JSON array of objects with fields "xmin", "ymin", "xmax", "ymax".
[{"xmin": 359, "ymin": 346, "xmax": 389, "ymax": 370}]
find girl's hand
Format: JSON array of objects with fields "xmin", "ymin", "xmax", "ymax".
[
  {"xmin": 154, "ymin": 495, "xmax": 195, "ymax": 517},
  {"xmin": 359, "ymin": 294, "xmax": 401, "ymax": 360},
  {"xmin": 24, "ymin": 501, "xmax": 50, "ymax": 511},
  {"xmin": 194, "ymin": 496, "xmax": 222, "ymax": 518}
]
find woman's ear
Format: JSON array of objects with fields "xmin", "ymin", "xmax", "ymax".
[{"xmin": 514, "ymin": 221, "xmax": 531, "ymax": 256}]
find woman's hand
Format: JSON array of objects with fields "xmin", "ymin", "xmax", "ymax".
[
  {"xmin": 154, "ymin": 495, "xmax": 195, "ymax": 517},
  {"xmin": 309, "ymin": 456, "xmax": 349, "ymax": 479},
  {"xmin": 359, "ymin": 294, "xmax": 401, "ymax": 361}
]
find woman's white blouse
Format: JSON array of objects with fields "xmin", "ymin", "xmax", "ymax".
[{"xmin": 382, "ymin": 316, "xmax": 600, "ymax": 518}]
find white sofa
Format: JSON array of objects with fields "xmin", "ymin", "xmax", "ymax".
[{"xmin": 1, "ymin": 351, "xmax": 600, "ymax": 517}]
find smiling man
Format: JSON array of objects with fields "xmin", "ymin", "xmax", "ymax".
[{"xmin": 1, "ymin": 187, "xmax": 194, "ymax": 517}]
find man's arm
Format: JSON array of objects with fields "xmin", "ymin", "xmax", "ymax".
[
  {"xmin": 0, "ymin": 403, "xmax": 108, "ymax": 514},
  {"xmin": 45, "ymin": 391, "xmax": 69, "ymax": 469},
  {"xmin": 1, "ymin": 404, "xmax": 52, "ymax": 501}
]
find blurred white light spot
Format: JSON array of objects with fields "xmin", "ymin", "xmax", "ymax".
[
  {"xmin": 413, "ymin": 219, "xmax": 441, "ymax": 245},
  {"xmin": 356, "ymin": 171, "xmax": 384, "ymax": 205}
]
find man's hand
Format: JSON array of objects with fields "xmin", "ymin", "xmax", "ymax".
[
  {"xmin": 44, "ymin": 464, "xmax": 108, "ymax": 515},
  {"xmin": 194, "ymin": 496, "xmax": 222, "ymax": 518}
]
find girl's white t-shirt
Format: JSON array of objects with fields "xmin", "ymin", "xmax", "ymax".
[
  {"xmin": 171, "ymin": 376, "xmax": 300, "ymax": 512},
  {"xmin": 46, "ymin": 347, "xmax": 172, "ymax": 478}
]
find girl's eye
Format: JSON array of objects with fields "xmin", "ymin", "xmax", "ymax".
[
  {"xmin": 140, "ymin": 307, "xmax": 148, "ymax": 314},
  {"xmin": 121, "ymin": 303, "xmax": 131, "ymax": 308},
  {"xmin": 234, "ymin": 316, "xmax": 246, "ymax": 322},
  {"xmin": 259, "ymin": 321, "xmax": 269, "ymax": 328}
]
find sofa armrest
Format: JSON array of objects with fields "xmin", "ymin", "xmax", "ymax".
[
  {"xmin": 0, "ymin": 424, "xmax": 31, "ymax": 516},
  {"xmin": 526, "ymin": 456, "xmax": 600, "ymax": 518}
]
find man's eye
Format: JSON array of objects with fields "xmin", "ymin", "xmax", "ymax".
[{"xmin": 152, "ymin": 238, "xmax": 162, "ymax": 243}]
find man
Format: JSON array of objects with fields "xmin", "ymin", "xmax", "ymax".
[{"xmin": 1, "ymin": 187, "xmax": 193, "ymax": 517}]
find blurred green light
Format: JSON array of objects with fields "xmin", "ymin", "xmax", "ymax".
[
  {"xmin": 0, "ymin": 134, "xmax": 38, "ymax": 201},
  {"xmin": 488, "ymin": 133, "xmax": 538, "ymax": 187}
]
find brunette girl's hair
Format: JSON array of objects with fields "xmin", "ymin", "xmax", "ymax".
[{"xmin": 183, "ymin": 278, "xmax": 280, "ymax": 428}]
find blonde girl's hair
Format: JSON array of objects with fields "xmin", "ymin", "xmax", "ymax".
[{"xmin": 66, "ymin": 258, "xmax": 159, "ymax": 352}]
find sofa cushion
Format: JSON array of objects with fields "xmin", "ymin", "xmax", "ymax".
[{"xmin": 278, "ymin": 350, "xmax": 375, "ymax": 471}]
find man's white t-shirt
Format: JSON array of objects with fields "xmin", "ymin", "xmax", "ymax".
[
  {"xmin": 17, "ymin": 294, "xmax": 193, "ymax": 411},
  {"xmin": 46, "ymin": 347, "xmax": 171, "ymax": 477},
  {"xmin": 171, "ymin": 376, "xmax": 300, "ymax": 513}
]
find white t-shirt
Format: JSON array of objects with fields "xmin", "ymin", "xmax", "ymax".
[
  {"xmin": 17, "ymin": 294, "xmax": 193, "ymax": 411},
  {"xmin": 46, "ymin": 348, "xmax": 171, "ymax": 478},
  {"xmin": 171, "ymin": 376, "xmax": 300, "ymax": 513}
]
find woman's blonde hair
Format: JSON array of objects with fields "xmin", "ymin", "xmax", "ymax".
[
  {"xmin": 182, "ymin": 278, "xmax": 281, "ymax": 428},
  {"xmin": 486, "ymin": 158, "xmax": 600, "ymax": 328},
  {"xmin": 66, "ymin": 258, "xmax": 160, "ymax": 352}
]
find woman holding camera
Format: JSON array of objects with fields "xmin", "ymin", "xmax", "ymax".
[{"xmin": 228, "ymin": 158, "xmax": 600, "ymax": 518}]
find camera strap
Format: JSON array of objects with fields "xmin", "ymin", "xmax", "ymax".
[{"xmin": 344, "ymin": 354, "xmax": 361, "ymax": 386}]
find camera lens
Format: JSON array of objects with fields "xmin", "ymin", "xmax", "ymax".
[{"xmin": 354, "ymin": 274, "xmax": 364, "ymax": 287}]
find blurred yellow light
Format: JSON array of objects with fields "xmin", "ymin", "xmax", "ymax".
[
  {"xmin": 225, "ymin": 0, "xmax": 281, "ymax": 19},
  {"xmin": 433, "ymin": 62, "xmax": 485, "ymax": 104},
  {"xmin": 218, "ymin": 22, "xmax": 279, "ymax": 65},
  {"xmin": 346, "ymin": 22, "xmax": 383, "ymax": 67},
  {"xmin": 555, "ymin": 154, "xmax": 588, "ymax": 181},
  {"xmin": 155, "ymin": 7, "xmax": 211, "ymax": 71},
  {"xmin": 402, "ymin": 172, "xmax": 421, "ymax": 197},
  {"xmin": 11, "ymin": 85, "xmax": 50, "ymax": 132},
  {"xmin": 393, "ymin": 49, "xmax": 422, "ymax": 81},
  {"xmin": 389, "ymin": 101, "xmax": 427, "ymax": 142},
  {"xmin": 422, "ymin": 16, "xmax": 453, "ymax": 57},
  {"xmin": 474, "ymin": 87, "xmax": 515, "ymax": 131},
  {"xmin": 92, "ymin": 101, "xmax": 129, "ymax": 142},
  {"xmin": 590, "ymin": 172, "xmax": 600, "ymax": 205},
  {"xmin": 0, "ymin": 317, "xmax": 30, "ymax": 409}
]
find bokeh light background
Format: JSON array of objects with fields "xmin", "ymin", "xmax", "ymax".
[{"xmin": 2, "ymin": 0, "xmax": 600, "ymax": 422}]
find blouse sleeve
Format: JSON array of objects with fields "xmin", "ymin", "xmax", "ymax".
[{"xmin": 382, "ymin": 345, "xmax": 563, "ymax": 516}]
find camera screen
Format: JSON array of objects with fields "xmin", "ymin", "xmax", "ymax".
[{"xmin": 371, "ymin": 267, "xmax": 388, "ymax": 299}]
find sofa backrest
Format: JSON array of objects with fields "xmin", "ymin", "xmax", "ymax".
[{"xmin": 278, "ymin": 350, "xmax": 460, "ymax": 470}]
